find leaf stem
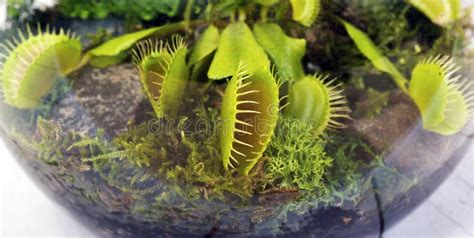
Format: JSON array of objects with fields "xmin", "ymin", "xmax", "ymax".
[
  {"xmin": 238, "ymin": 8, "xmax": 246, "ymax": 22},
  {"xmin": 184, "ymin": 0, "xmax": 195, "ymax": 32},
  {"xmin": 260, "ymin": 7, "xmax": 269, "ymax": 22},
  {"xmin": 67, "ymin": 20, "xmax": 205, "ymax": 74}
]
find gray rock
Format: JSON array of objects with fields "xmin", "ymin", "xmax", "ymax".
[
  {"xmin": 348, "ymin": 90, "xmax": 420, "ymax": 152},
  {"xmin": 51, "ymin": 64, "xmax": 145, "ymax": 138}
]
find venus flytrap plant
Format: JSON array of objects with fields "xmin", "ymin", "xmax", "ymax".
[
  {"xmin": 188, "ymin": 25, "xmax": 220, "ymax": 66},
  {"xmin": 132, "ymin": 36, "xmax": 188, "ymax": 119},
  {"xmin": 188, "ymin": 25, "xmax": 220, "ymax": 83},
  {"xmin": 0, "ymin": 21, "xmax": 200, "ymax": 109},
  {"xmin": 285, "ymin": 74, "xmax": 351, "ymax": 135},
  {"xmin": 80, "ymin": 21, "xmax": 196, "ymax": 69},
  {"xmin": 253, "ymin": 22, "xmax": 306, "ymax": 83},
  {"xmin": 3, "ymin": 0, "xmax": 464, "ymax": 206},
  {"xmin": 408, "ymin": 0, "xmax": 461, "ymax": 27},
  {"xmin": 208, "ymin": 21, "xmax": 270, "ymax": 79},
  {"xmin": 220, "ymin": 63, "xmax": 279, "ymax": 175},
  {"xmin": 340, "ymin": 20, "xmax": 409, "ymax": 93},
  {"xmin": 341, "ymin": 20, "xmax": 473, "ymax": 135},
  {"xmin": 0, "ymin": 25, "xmax": 82, "ymax": 108},
  {"xmin": 409, "ymin": 55, "xmax": 473, "ymax": 135},
  {"xmin": 289, "ymin": 0, "xmax": 321, "ymax": 27}
]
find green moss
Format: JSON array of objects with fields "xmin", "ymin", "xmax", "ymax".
[
  {"xmin": 68, "ymin": 100, "xmax": 270, "ymax": 200},
  {"xmin": 264, "ymin": 117, "xmax": 379, "ymax": 213},
  {"xmin": 265, "ymin": 118, "xmax": 333, "ymax": 191},
  {"xmin": 9, "ymin": 117, "xmax": 80, "ymax": 166}
]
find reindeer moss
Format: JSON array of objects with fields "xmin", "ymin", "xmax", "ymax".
[{"xmin": 265, "ymin": 118, "xmax": 333, "ymax": 191}]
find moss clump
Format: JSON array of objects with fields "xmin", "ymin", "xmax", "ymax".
[
  {"xmin": 265, "ymin": 118, "xmax": 333, "ymax": 191},
  {"xmin": 70, "ymin": 102, "xmax": 270, "ymax": 200}
]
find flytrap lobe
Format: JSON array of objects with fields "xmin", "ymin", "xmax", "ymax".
[
  {"xmin": 409, "ymin": 55, "xmax": 474, "ymax": 135},
  {"xmin": 0, "ymin": 25, "xmax": 82, "ymax": 108},
  {"xmin": 220, "ymin": 63, "xmax": 279, "ymax": 176},
  {"xmin": 132, "ymin": 35, "xmax": 188, "ymax": 119},
  {"xmin": 286, "ymin": 74, "xmax": 351, "ymax": 135},
  {"xmin": 289, "ymin": 0, "xmax": 321, "ymax": 27}
]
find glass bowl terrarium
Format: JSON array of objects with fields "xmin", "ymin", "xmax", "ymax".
[{"xmin": 1, "ymin": 0, "xmax": 473, "ymax": 237}]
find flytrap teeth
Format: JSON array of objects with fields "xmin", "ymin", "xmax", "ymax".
[
  {"xmin": 0, "ymin": 23, "xmax": 81, "ymax": 108},
  {"xmin": 319, "ymin": 74, "xmax": 352, "ymax": 128},
  {"xmin": 220, "ymin": 63, "xmax": 279, "ymax": 175},
  {"xmin": 410, "ymin": 55, "xmax": 474, "ymax": 135},
  {"xmin": 286, "ymin": 74, "xmax": 351, "ymax": 134},
  {"xmin": 132, "ymin": 35, "xmax": 188, "ymax": 119}
]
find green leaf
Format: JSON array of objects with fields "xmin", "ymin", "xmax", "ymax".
[
  {"xmin": 1, "ymin": 28, "xmax": 82, "ymax": 108},
  {"xmin": 341, "ymin": 19, "xmax": 408, "ymax": 93},
  {"xmin": 86, "ymin": 22, "xmax": 187, "ymax": 68},
  {"xmin": 285, "ymin": 75, "xmax": 350, "ymax": 135},
  {"xmin": 88, "ymin": 27, "xmax": 161, "ymax": 57},
  {"xmin": 408, "ymin": 0, "xmax": 461, "ymax": 26},
  {"xmin": 189, "ymin": 25, "xmax": 220, "ymax": 66},
  {"xmin": 220, "ymin": 65, "xmax": 279, "ymax": 175},
  {"xmin": 431, "ymin": 87, "xmax": 469, "ymax": 134},
  {"xmin": 289, "ymin": 0, "xmax": 320, "ymax": 27},
  {"xmin": 409, "ymin": 58, "xmax": 448, "ymax": 129},
  {"xmin": 253, "ymin": 22, "xmax": 306, "ymax": 82},
  {"xmin": 409, "ymin": 56, "xmax": 472, "ymax": 135},
  {"xmin": 208, "ymin": 22, "xmax": 270, "ymax": 80},
  {"xmin": 252, "ymin": 0, "xmax": 279, "ymax": 6},
  {"xmin": 133, "ymin": 37, "xmax": 189, "ymax": 119},
  {"xmin": 89, "ymin": 53, "xmax": 128, "ymax": 68}
]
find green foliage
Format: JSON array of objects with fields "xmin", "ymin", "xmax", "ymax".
[
  {"xmin": 285, "ymin": 75, "xmax": 350, "ymax": 135},
  {"xmin": 265, "ymin": 118, "xmax": 332, "ymax": 191},
  {"xmin": 208, "ymin": 22, "xmax": 270, "ymax": 79},
  {"xmin": 68, "ymin": 127, "xmax": 156, "ymax": 168},
  {"xmin": 132, "ymin": 36, "xmax": 188, "ymax": 119},
  {"xmin": 0, "ymin": 25, "xmax": 82, "ymax": 108},
  {"xmin": 7, "ymin": 0, "xmax": 33, "ymax": 20},
  {"xmin": 264, "ymin": 128, "xmax": 375, "ymax": 224},
  {"xmin": 188, "ymin": 25, "xmax": 220, "ymax": 66},
  {"xmin": 409, "ymin": 55, "xmax": 473, "ymax": 135},
  {"xmin": 342, "ymin": 17, "xmax": 472, "ymax": 134},
  {"xmin": 2, "ymin": 0, "xmax": 466, "ymax": 221},
  {"xmin": 324, "ymin": 133, "xmax": 373, "ymax": 202},
  {"xmin": 58, "ymin": 0, "xmax": 181, "ymax": 21},
  {"xmin": 85, "ymin": 22, "xmax": 188, "ymax": 68},
  {"xmin": 341, "ymin": 20, "xmax": 409, "ymax": 92},
  {"xmin": 10, "ymin": 117, "xmax": 79, "ymax": 165},
  {"xmin": 220, "ymin": 65, "xmax": 279, "ymax": 175},
  {"xmin": 253, "ymin": 0, "xmax": 279, "ymax": 6},
  {"xmin": 289, "ymin": 0, "xmax": 320, "ymax": 26},
  {"xmin": 408, "ymin": 0, "xmax": 461, "ymax": 26},
  {"xmin": 253, "ymin": 23, "xmax": 306, "ymax": 82}
]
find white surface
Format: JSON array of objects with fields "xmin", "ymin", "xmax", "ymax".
[
  {"xmin": 0, "ymin": 0, "xmax": 6, "ymax": 29},
  {"xmin": 1, "ymin": 138, "xmax": 474, "ymax": 237},
  {"xmin": 0, "ymin": 139, "xmax": 96, "ymax": 238},
  {"xmin": 384, "ymin": 144, "xmax": 474, "ymax": 238}
]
